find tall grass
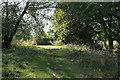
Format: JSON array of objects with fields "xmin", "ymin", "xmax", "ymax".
[
  {"xmin": 66, "ymin": 44, "xmax": 90, "ymax": 52},
  {"xmin": 66, "ymin": 44, "xmax": 118, "ymax": 72}
]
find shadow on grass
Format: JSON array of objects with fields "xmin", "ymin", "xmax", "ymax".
[
  {"xmin": 2, "ymin": 46, "xmax": 78, "ymax": 78},
  {"xmin": 2, "ymin": 45, "xmax": 118, "ymax": 78}
]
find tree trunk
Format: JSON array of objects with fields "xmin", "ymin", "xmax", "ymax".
[
  {"xmin": 3, "ymin": 2, "xmax": 29, "ymax": 48},
  {"xmin": 104, "ymin": 39, "xmax": 107, "ymax": 49},
  {"xmin": 3, "ymin": 34, "xmax": 12, "ymax": 48},
  {"xmin": 108, "ymin": 37, "xmax": 113, "ymax": 54},
  {"xmin": 108, "ymin": 14, "xmax": 113, "ymax": 54}
]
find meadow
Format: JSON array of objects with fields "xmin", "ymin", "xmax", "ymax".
[{"xmin": 2, "ymin": 44, "xmax": 118, "ymax": 78}]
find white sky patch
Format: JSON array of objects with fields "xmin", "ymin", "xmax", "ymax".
[
  {"xmin": 43, "ymin": 8, "xmax": 55, "ymax": 33},
  {"xmin": 1, "ymin": 0, "xmax": 120, "ymax": 2}
]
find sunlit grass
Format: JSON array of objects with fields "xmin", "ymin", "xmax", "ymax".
[{"xmin": 35, "ymin": 45, "xmax": 66, "ymax": 49}]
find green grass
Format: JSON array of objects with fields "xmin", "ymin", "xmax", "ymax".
[
  {"xmin": 36, "ymin": 45, "xmax": 66, "ymax": 49},
  {"xmin": 2, "ymin": 45, "xmax": 118, "ymax": 78}
]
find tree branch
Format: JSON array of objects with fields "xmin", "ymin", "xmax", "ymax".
[{"xmin": 10, "ymin": 2, "xmax": 30, "ymax": 39}]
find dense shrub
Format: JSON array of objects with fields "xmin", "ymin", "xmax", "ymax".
[
  {"xmin": 90, "ymin": 43, "xmax": 103, "ymax": 50},
  {"xmin": 11, "ymin": 39, "xmax": 37, "ymax": 47},
  {"xmin": 36, "ymin": 38, "xmax": 52, "ymax": 45},
  {"xmin": 52, "ymin": 40, "xmax": 64, "ymax": 46},
  {"xmin": 66, "ymin": 44, "xmax": 90, "ymax": 52}
]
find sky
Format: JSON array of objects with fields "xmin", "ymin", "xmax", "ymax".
[{"xmin": 43, "ymin": 8, "xmax": 55, "ymax": 33}]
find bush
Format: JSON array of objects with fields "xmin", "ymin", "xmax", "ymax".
[
  {"xmin": 90, "ymin": 43, "xmax": 103, "ymax": 50},
  {"xmin": 21, "ymin": 40, "xmax": 37, "ymax": 46},
  {"xmin": 11, "ymin": 40, "xmax": 22, "ymax": 47},
  {"xmin": 11, "ymin": 39, "xmax": 37, "ymax": 47},
  {"xmin": 66, "ymin": 44, "xmax": 90, "ymax": 52},
  {"xmin": 36, "ymin": 38, "xmax": 52, "ymax": 45},
  {"xmin": 52, "ymin": 40, "xmax": 64, "ymax": 46}
]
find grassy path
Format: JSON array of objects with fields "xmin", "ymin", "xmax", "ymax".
[{"xmin": 2, "ymin": 45, "xmax": 118, "ymax": 78}]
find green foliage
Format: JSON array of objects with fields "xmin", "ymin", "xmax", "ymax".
[
  {"xmin": 2, "ymin": 2, "xmax": 56, "ymax": 48},
  {"xmin": 34, "ymin": 30, "xmax": 53, "ymax": 45},
  {"xmin": 15, "ymin": 25, "xmax": 32, "ymax": 41},
  {"xmin": 46, "ymin": 29, "xmax": 55, "ymax": 40},
  {"xmin": 51, "ymin": 2, "xmax": 120, "ymax": 53},
  {"xmin": 51, "ymin": 3, "xmax": 95, "ymax": 44},
  {"xmin": 11, "ymin": 39, "xmax": 37, "ymax": 47}
]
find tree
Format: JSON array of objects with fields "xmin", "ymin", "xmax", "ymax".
[
  {"xmin": 87, "ymin": 2, "xmax": 120, "ymax": 53},
  {"xmin": 2, "ymin": 2, "xmax": 30, "ymax": 48},
  {"xmin": 51, "ymin": 2, "xmax": 120, "ymax": 53},
  {"xmin": 2, "ymin": 2, "xmax": 55, "ymax": 48},
  {"xmin": 51, "ymin": 2, "xmax": 94, "ymax": 44}
]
